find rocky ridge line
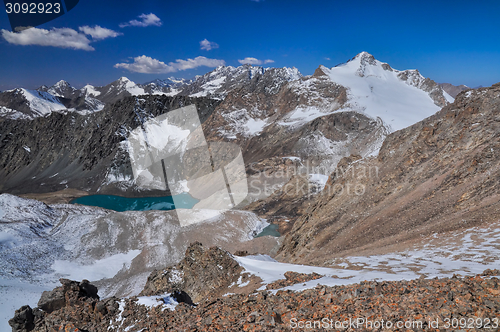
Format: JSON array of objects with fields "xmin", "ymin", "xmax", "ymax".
[{"xmin": 9, "ymin": 243, "xmax": 500, "ymax": 332}]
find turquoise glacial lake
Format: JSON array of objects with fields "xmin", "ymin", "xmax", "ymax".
[
  {"xmin": 255, "ymin": 224, "xmax": 281, "ymax": 237},
  {"xmin": 72, "ymin": 193, "xmax": 281, "ymax": 237},
  {"xmin": 70, "ymin": 192, "xmax": 199, "ymax": 212}
]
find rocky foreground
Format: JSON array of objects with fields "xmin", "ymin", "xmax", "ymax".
[{"xmin": 10, "ymin": 243, "xmax": 500, "ymax": 332}]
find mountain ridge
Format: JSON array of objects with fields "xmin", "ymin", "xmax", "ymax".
[{"xmin": 0, "ymin": 52, "xmax": 457, "ymax": 123}]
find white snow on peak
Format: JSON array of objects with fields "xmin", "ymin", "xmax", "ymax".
[
  {"xmin": 53, "ymin": 80, "xmax": 70, "ymax": 88},
  {"xmin": 323, "ymin": 52, "xmax": 445, "ymax": 131},
  {"xmin": 116, "ymin": 77, "xmax": 145, "ymax": 96},
  {"xmin": 188, "ymin": 65, "xmax": 302, "ymax": 99},
  {"xmin": 190, "ymin": 76, "xmax": 226, "ymax": 98},
  {"xmin": 47, "ymin": 80, "xmax": 75, "ymax": 97},
  {"xmin": 81, "ymin": 84, "xmax": 101, "ymax": 97},
  {"xmin": 0, "ymin": 106, "xmax": 31, "ymax": 120},
  {"xmin": 281, "ymin": 66, "xmax": 302, "ymax": 81},
  {"xmin": 18, "ymin": 88, "xmax": 67, "ymax": 116}
]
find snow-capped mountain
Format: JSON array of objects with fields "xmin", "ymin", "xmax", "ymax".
[
  {"xmin": 208, "ymin": 52, "xmax": 453, "ymax": 141},
  {"xmin": 0, "ymin": 81, "xmax": 104, "ymax": 119},
  {"xmin": 200, "ymin": 51, "xmax": 454, "ymax": 190},
  {"xmin": 0, "ymin": 88, "xmax": 67, "ymax": 118},
  {"xmin": 142, "ymin": 77, "xmax": 193, "ymax": 96},
  {"xmin": 0, "ymin": 65, "xmax": 302, "ymax": 120},
  {"xmin": 1, "ymin": 54, "xmax": 449, "ymax": 126},
  {"xmin": 1, "ymin": 53, "xmax": 498, "ymax": 331},
  {"xmin": 96, "ymin": 77, "xmax": 146, "ymax": 104},
  {"xmin": 315, "ymin": 51, "xmax": 454, "ymax": 131},
  {"xmin": 0, "ymin": 52, "xmax": 457, "ymax": 197},
  {"xmin": 43, "ymin": 80, "xmax": 77, "ymax": 99},
  {"xmin": 179, "ymin": 65, "xmax": 302, "ymax": 99}
]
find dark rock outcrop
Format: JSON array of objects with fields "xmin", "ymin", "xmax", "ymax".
[
  {"xmin": 8, "ymin": 306, "xmax": 35, "ymax": 332},
  {"xmin": 37, "ymin": 279, "xmax": 98, "ymax": 313},
  {"xmin": 140, "ymin": 242, "xmax": 245, "ymax": 303},
  {"xmin": 9, "ymin": 279, "xmax": 111, "ymax": 332}
]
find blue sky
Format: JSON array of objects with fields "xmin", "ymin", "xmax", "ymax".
[{"xmin": 0, "ymin": 0, "xmax": 499, "ymax": 90}]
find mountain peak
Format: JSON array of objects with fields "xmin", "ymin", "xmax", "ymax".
[
  {"xmin": 53, "ymin": 80, "xmax": 70, "ymax": 87},
  {"xmin": 350, "ymin": 51, "xmax": 377, "ymax": 66},
  {"xmin": 313, "ymin": 65, "xmax": 329, "ymax": 77},
  {"xmin": 354, "ymin": 51, "xmax": 375, "ymax": 58},
  {"xmin": 117, "ymin": 77, "xmax": 132, "ymax": 83}
]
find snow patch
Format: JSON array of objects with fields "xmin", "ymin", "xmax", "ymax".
[
  {"xmin": 136, "ymin": 293, "xmax": 179, "ymax": 311},
  {"xmin": 219, "ymin": 108, "xmax": 268, "ymax": 137},
  {"xmin": 308, "ymin": 174, "xmax": 329, "ymax": 191},
  {"xmin": 0, "ymin": 106, "xmax": 31, "ymax": 120},
  {"xmin": 81, "ymin": 84, "xmax": 101, "ymax": 97},
  {"xmin": 21, "ymin": 89, "xmax": 67, "ymax": 116},
  {"xmin": 50, "ymin": 250, "xmax": 141, "ymax": 281},
  {"xmin": 279, "ymin": 106, "xmax": 339, "ymax": 128}
]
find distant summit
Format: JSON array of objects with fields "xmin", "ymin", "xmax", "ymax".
[
  {"xmin": 439, "ymin": 83, "xmax": 470, "ymax": 97},
  {"xmin": 316, "ymin": 51, "xmax": 454, "ymax": 131}
]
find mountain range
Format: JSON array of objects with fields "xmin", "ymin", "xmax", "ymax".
[
  {"xmin": 0, "ymin": 64, "xmax": 301, "ymax": 119},
  {"xmin": 3, "ymin": 52, "xmax": 499, "ymax": 331},
  {"xmin": 1, "ymin": 53, "xmax": 462, "ymax": 123},
  {"xmin": 0, "ymin": 52, "xmax": 458, "ymax": 197}
]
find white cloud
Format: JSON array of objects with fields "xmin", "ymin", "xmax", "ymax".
[
  {"xmin": 1, "ymin": 27, "xmax": 94, "ymax": 51},
  {"xmin": 79, "ymin": 25, "xmax": 122, "ymax": 40},
  {"xmin": 325, "ymin": 57, "xmax": 331, "ymax": 61},
  {"xmin": 200, "ymin": 39, "xmax": 219, "ymax": 51},
  {"xmin": 119, "ymin": 13, "xmax": 162, "ymax": 28},
  {"xmin": 115, "ymin": 55, "xmax": 226, "ymax": 74},
  {"xmin": 238, "ymin": 57, "xmax": 274, "ymax": 65}
]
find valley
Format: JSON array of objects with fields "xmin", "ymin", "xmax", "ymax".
[{"xmin": 1, "ymin": 52, "xmax": 499, "ymax": 331}]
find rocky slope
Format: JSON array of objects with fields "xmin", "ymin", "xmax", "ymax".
[
  {"xmin": 277, "ymin": 83, "xmax": 500, "ymax": 264},
  {"xmin": 0, "ymin": 95, "xmax": 220, "ymax": 195},
  {"xmin": 0, "ymin": 81, "xmax": 106, "ymax": 119},
  {"xmin": 203, "ymin": 52, "xmax": 454, "ymax": 213},
  {"xmin": 9, "ymin": 243, "xmax": 500, "ymax": 332}
]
